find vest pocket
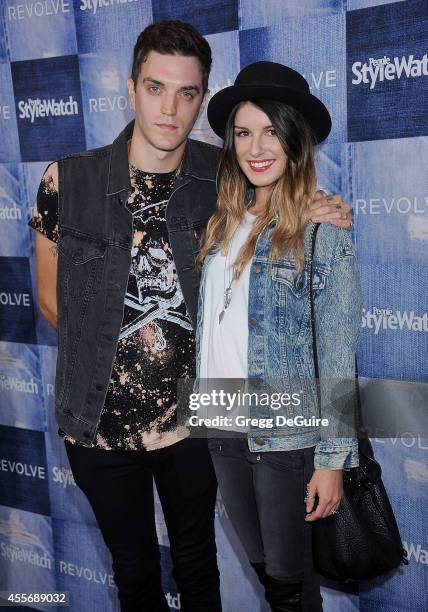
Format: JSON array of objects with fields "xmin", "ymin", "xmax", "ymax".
[{"xmin": 58, "ymin": 234, "xmax": 106, "ymax": 298}]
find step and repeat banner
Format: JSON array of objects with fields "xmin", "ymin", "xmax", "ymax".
[{"xmin": 0, "ymin": 1, "xmax": 427, "ymax": 610}]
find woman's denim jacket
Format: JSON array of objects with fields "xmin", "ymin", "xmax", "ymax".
[{"xmin": 195, "ymin": 220, "xmax": 362, "ymax": 470}]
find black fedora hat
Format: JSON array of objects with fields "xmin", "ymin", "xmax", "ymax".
[{"xmin": 207, "ymin": 61, "xmax": 331, "ymax": 144}]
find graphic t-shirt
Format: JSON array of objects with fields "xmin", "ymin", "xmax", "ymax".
[{"xmin": 29, "ymin": 164, "xmax": 195, "ymax": 450}]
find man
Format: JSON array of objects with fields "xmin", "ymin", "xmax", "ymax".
[{"xmin": 29, "ymin": 20, "xmax": 352, "ymax": 612}]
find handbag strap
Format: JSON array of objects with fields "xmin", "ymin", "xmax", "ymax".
[{"xmin": 309, "ymin": 223, "xmax": 321, "ymax": 381}]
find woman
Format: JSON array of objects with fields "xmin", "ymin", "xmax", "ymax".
[{"xmin": 195, "ymin": 62, "xmax": 362, "ymax": 611}]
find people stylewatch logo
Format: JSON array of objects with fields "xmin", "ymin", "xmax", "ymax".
[
  {"xmin": 18, "ymin": 96, "xmax": 79, "ymax": 123},
  {"xmin": 362, "ymin": 307, "xmax": 428, "ymax": 334},
  {"xmin": 351, "ymin": 54, "xmax": 428, "ymax": 89},
  {"xmin": 79, "ymin": 0, "xmax": 138, "ymax": 15}
]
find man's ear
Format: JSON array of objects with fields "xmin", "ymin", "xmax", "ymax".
[
  {"xmin": 127, "ymin": 77, "xmax": 136, "ymax": 111},
  {"xmin": 198, "ymin": 89, "xmax": 210, "ymax": 117}
]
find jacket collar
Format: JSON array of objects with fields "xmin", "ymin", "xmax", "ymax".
[
  {"xmin": 106, "ymin": 119, "xmax": 134, "ymax": 196},
  {"xmin": 106, "ymin": 119, "xmax": 214, "ymax": 195}
]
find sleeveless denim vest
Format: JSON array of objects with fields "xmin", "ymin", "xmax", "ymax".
[{"xmin": 55, "ymin": 120, "xmax": 219, "ymax": 444}]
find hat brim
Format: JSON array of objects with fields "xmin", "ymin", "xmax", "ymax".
[{"xmin": 207, "ymin": 84, "xmax": 332, "ymax": 144}]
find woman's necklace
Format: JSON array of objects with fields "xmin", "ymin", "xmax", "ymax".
[
  {"xmin": 218, "ymin": 205, "xmax": 259, "ymax": 324},
  {"xmin": 219, "ymin": 243, "xmax": 234, "ymax": 324}
]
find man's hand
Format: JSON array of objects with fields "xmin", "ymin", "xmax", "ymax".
[
  {"xmin": 309, "ymin": 190, "xmax": 353, "ymax": 229},
  {"xmin": 304, "ymin": 468, "xmax": 343, "ymax": 522}
]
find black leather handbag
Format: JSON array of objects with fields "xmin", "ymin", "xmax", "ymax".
[{"xmin": 308, "ymin": 224, "xmax": 408, "ymax": 582}]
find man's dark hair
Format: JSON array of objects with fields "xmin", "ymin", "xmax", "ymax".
[{"xmin": 131, "ymin": 20, "xmax": 212, "ymax": 92}]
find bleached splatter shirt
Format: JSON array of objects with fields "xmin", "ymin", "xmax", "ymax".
[{"xmin": 29, "ymin": 164, "xmax": 195, "ymax": 450}]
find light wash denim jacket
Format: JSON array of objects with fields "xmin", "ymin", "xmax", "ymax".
[{"xmin": 195, "ymin": 220, "xmax": 362, "ymax": 470}]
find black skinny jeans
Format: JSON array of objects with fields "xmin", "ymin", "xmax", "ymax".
[
  {"xmin": 65, "ymin": 436, "xmax": 221, "ymax": 612},
  {"xmin": 208, "ymin": 438, "xmax": 323, "ymax": 612}
]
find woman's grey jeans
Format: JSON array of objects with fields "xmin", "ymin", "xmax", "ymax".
[{"xmin": 208, "ymin": 437, "xmax": 323, "ymax": 612}]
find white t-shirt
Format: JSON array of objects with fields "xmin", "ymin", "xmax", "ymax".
[{"xmin": 198, "ymin": 211, "xmax": 257, "ymax": 430}]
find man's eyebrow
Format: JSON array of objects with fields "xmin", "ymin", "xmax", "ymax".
[
  {"xmin": 179, "ymin": 85, "xmax": 201, "ymax": 93},
  {"xmin": 142, "ymin": 78, "xmax": 201, "ymax": 93},
  {"xmin": 143, "ymin": 78, "xmax": 164, "ymax": 86}
]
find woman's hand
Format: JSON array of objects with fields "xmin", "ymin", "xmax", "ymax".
[{"xmin": 304, "ymin": 468, "xmax": 343, "ymax": 521}]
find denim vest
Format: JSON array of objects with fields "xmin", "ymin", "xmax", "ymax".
[
  {"xmin": 196, "ymin": 221, "xmax": 362, "ymax": 470},
  {"xmin": 55, "ymin": 120, "xmax": 219, "ymax": 444}
]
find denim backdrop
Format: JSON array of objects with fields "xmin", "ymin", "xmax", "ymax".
[{"xmin": 0, "ymin": 1, "xmax": 427, "ymax": 610}]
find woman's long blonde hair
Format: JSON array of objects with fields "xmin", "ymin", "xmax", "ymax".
[{"xmin": 196, "ymin": 99, "xmax": 318, "ymax": 277}]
